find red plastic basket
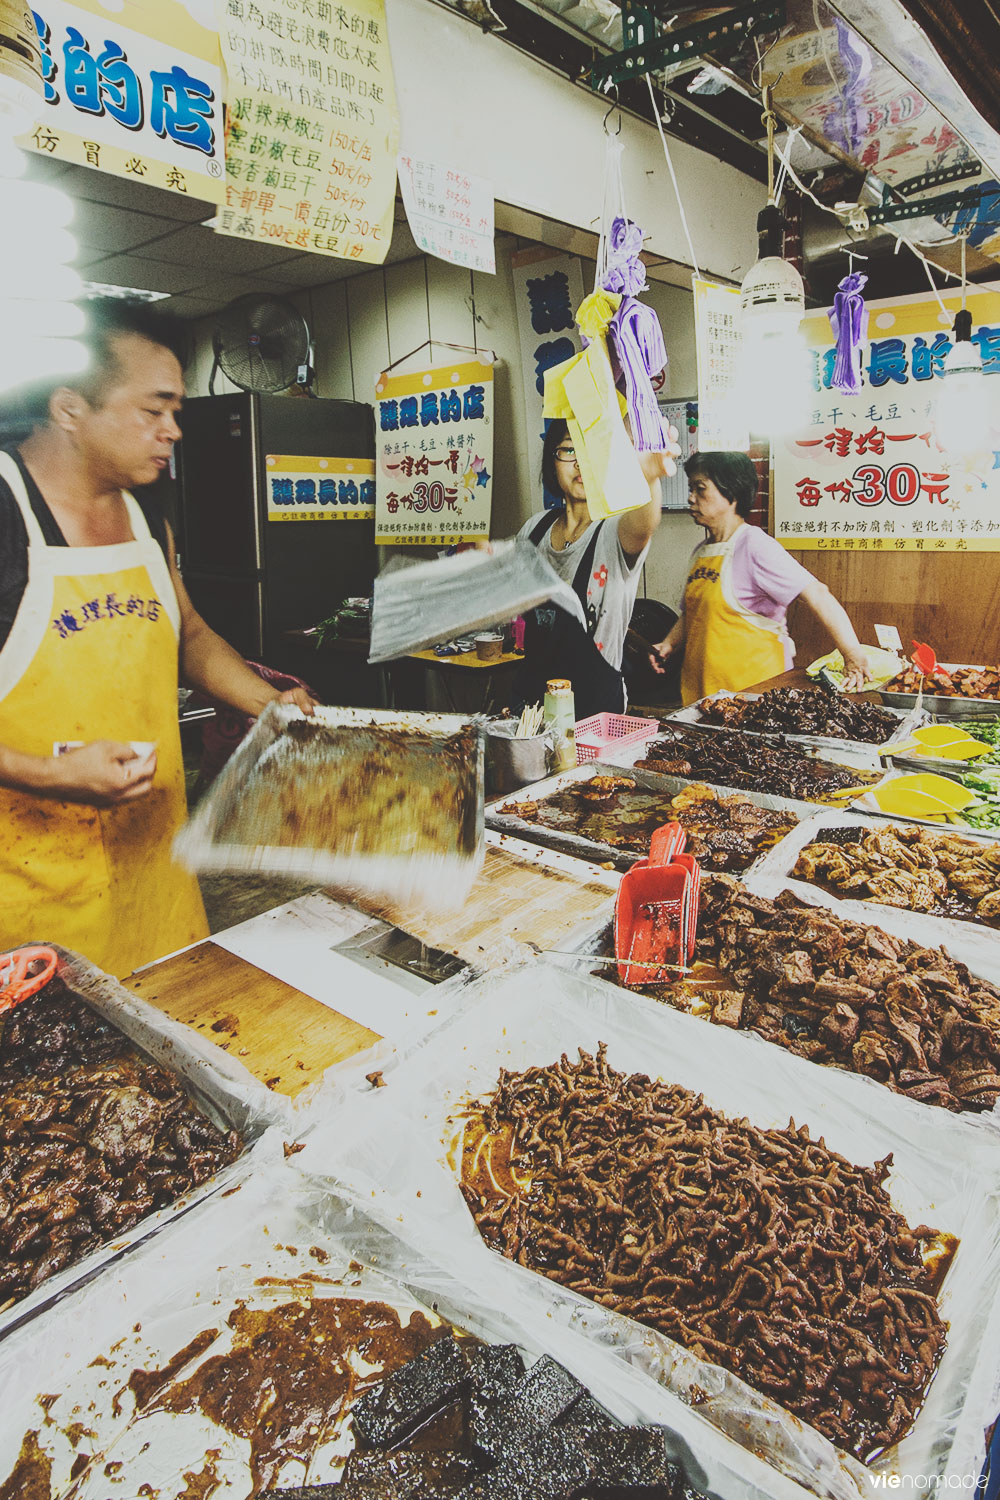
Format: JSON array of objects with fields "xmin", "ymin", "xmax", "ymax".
[{"xmin": 575, "ymin": 712, "xmax": 660, "ymax": 764}]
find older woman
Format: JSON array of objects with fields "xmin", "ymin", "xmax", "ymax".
[
  {"xmin": 516, "ymin": 417, "xmax": 675, "ymax": 718},
  {"xmin": 651, "ymin": 451, "xmax": 870, "ymax": 705}
]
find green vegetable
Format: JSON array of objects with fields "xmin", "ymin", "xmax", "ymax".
[{"xmin": 959, "ymin": 770, "xmax": 1000, "ymax": 828}]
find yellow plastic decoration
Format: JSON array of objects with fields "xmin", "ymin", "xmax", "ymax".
[
  {"xmin": 870, "ymin": 773, "xmax": 977, "ymax": 822},
  {"xmin": 543, "ymin": 290, "xmax": 652, "ymax": 522},
  {"xmin": 882, "ymin": 725, "xmax": 990, "ymax": 761}
]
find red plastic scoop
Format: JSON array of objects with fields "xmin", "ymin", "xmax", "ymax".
[
  {"xmin": 0, "ymin": 946, "xmax": 58, "ymax": 1015},
  {"xmin": 615, "ymin": 822, "xmax": 700, "ymax": 985},
  {"xmin": 911, "ymin": 640, "xmax": 938, "ymax": 676}
]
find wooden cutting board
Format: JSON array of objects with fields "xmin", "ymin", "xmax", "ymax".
[
  {"xmin": 350, "ymin": 838, "xmax": 617, "ymax": 967},
  {"xmin": 124, "ymin": 942, "xmax": 379, "ymax": 1100}
]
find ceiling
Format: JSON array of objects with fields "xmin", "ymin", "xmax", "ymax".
[
  {"xmin": 23, "ymin": 150, "xmax": 425, "ymax": 322},
  {"xmin": 21, "ymin": 0, "xmax": 1000, "ymax": 317}
]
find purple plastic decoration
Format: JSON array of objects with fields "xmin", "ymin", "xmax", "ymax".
[
  {"xmin": 600, "ymin": 216, "xmax": 672, "ymax": 451},
  {"xmin": 829, "ymin": 270, "xmax": 869, "ymax": 394}
]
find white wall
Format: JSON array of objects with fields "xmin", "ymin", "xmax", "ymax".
[
  {"xmin": 186, "ymin": 239, "xmax": 697, "ymax": 613},
  {"xmin": 385, "ymin": 0, "xmax": 760, "ymax": 284}
]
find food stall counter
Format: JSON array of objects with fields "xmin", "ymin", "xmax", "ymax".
[{"xmin": 123, "ymin": 941, "xmax": 380, "ymax": 1098}]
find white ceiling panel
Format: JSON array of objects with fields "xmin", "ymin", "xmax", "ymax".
[
  {"xmin": 79, "ymin": 254, "xmax": 206, "ymax": 295},
  {"xmin": 129, "ymin": 222, "xmax": 310, "ymax": 272}
]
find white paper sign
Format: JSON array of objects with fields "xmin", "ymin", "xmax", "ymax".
[
  {"xmin": 875, "ymin": 624, "xmax": 903, "ymax": 651},
  {"xmin": 397, "ymin": 153, "xmax": 495, "ymax": 273}
]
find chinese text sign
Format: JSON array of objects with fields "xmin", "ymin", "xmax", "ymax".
[
  {"xmin": 773, "ymin": 287, "xmax": 1000, "ymax": 553},
  {"xmin": 397, "ymin": 154, "xmax": 495, "ymax": 273},
  {"xmin": 694, "ymin": 276, "xmax": 747, "ymax": 452},
  {"xmin": 511, "ymin": 248, "xmax": 585, "ymax": 509},
  {"xmin": 217, "ymin": 0, "xmax": 398, "ymax": 262},
  {"xmin": 374, "ymin": 360, "xmax": 494, "ymax": 545},
  {"xmin": 265, "ymin": 454, "xmax": 375, "ymax": 521},
  {"xmin": 25, "ymin": 0, "xmax": 224, "ymax": 200}
]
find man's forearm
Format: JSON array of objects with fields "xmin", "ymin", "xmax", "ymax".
[
  {"xmin": 180, "ymin": 620, "xmax": 278, "ymax": 714},
  {"xmin": 0, "ymin": 743, "xmax": 58, "ymax": 793}
]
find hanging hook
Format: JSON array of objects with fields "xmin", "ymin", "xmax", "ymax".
[
  {"xmin": 603, "ymin": 84, "xmax": 622, "ymax": 136},
  {"xmin": 846, "ymin": 248, "xmax": 868, "ymax": 274}
]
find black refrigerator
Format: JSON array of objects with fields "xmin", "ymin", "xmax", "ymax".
[{"xmin": 175, "ymin": 394, "xmax": 376, "ymax": 687}]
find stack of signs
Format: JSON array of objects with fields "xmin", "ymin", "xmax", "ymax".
[
  {"xmin": 24, "ymin": 0, "xmax": 224, "ymax": 202},
  {"xmin": 217, "ymin": 0, "xmax": 399, "ymax": 263},
  {"xmin": 374, "ymin": 360, "xmax": 494, "ymax": 545}
]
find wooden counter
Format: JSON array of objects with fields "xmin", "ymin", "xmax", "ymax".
[
  {"xmin": 123, "ymin": 942, "xmax": 379, "ymax": 1100},
  {"xmin": 123, "ymin": 839, "xmax": 616, "ymax": 1098}
]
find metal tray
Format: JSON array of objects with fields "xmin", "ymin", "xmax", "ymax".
[
  {"xmin": 176, "ymin": 703, "xmax": 485, "ymax": 911},
  {"xmin": 486, "ymin": 762, "xmax": 813, "ymax": 875},
  {"xmin": 0, "ymin": 942, "xmax": 282, "ymax": 1343},
  {"xmin": 743, "ymin": 809, "xmax": 1000, "ymax": 975},
  {"xmin": 849, "ymin": 767, "xmax": 1000, "ymax": 839},
  {"xmin": 876, "ymin": 662, "xmax": 1000, "ymax": 718},
  {"xmin": 664, "ymin": 690, "xmax": 918, "ymax": 761}
]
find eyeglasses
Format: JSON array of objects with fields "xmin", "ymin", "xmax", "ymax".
[{"xmin": 554, "ymin": 446, "xmax": 579, "ymax": 464}]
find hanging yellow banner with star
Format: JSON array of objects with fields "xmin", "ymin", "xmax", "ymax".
[{"xmin": 373, "ymin": 360, "xmax": 494, "ymax": 545}]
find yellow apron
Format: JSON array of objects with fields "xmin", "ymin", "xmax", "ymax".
[
  {"xmin": 680, "ymin": 532, "xmax": 790, "ymax": 706},
  {"xmin": 0, "ymin": 452, "xmax": 207, "ymax": 977}
]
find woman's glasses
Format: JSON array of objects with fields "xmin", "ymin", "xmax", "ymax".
[{"xmin": 554, "ymin": 446, "xmax": 578, "ymax": 463}]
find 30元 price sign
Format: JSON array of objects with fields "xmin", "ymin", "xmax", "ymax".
[
  {"xmin": 24, "ymin": 0, "xmax": 224, "ymax": 200},
  {"xmin": 773, "ymin": 287, "xmax": 1000, "ymax": 552},
  {"xmin": 374, "ymin": 360, "xmax": 494, "ymax": 545}
]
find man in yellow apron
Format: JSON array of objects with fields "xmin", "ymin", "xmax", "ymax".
[
  {"xmin": 650, "ymin": 452, "xmax": 870, "ymax": 705},
  {"xmin": 0, "ymin": 300, "xmax": 312, "ymax": 977}
]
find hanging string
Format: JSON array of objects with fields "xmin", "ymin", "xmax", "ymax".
[
  {"xmin": 644, "ymin": 72, "xmax": 702, "ymax": 279},
  {"xmin": 768, "ymin": 130, "xmax": 960, "ymax": 316},
  {"xmin": 961, "ymin": 230, "xmax": 968, "ymax": 312},
  {"xmin": 761, "ymin": 84, "xmax": 778, "ymax": 205}
]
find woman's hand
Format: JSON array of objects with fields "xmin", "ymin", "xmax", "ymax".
[
  {"xmin": 648, "ymin": 639, "xmax": 674, "ymax": 675},
  {"xmin": 841, "ymin": 647, "xmax": 872, "ymax": 693},
  {"xmin": 637, "ymin": 424, "xmax": 682, "ymax": 484}
]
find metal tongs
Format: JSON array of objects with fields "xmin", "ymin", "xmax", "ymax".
[
  {"xmin": 0, "ymin": 946, "xmax": 58, "ymax": 1015},
  {"xmin": 614, "ymin": 822, "xmax": 701, "ymax": 987}
]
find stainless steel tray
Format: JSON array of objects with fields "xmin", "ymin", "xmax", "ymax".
[
  {"xmin": 876, "ymin": 662, "xmax": 1000, "ymax": 718},
  {"xmin": 486, "ymin": 762, "xmax": 813, "ymax": 874},
  {"xmin": 663, "ymin": 690, "xmax": 917, "ymax": 761},
  {"xmin": 176, "ymin": 703, "xmax": 485, "ymax": 911},
  {"xmin": 0, "ymin": 942, "xmax": 281, "ymax": 1342}
]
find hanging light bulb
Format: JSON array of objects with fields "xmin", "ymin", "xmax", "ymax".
[
  {"xmin": 736, "ymin": 90, "xmax": 812, "ymax": 437},
  {"xmin": 935, "ymin": 234, "xmax": 992, "ymax": 457},
  {"xmin": 0, "ymin": 1, "xmax": 85, "ymax": 397},
  {"xmin": 737, "ymin": 201, "xmax": 812, "ymax": 436}
]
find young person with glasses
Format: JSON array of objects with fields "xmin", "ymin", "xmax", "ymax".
[{"xmin": 514, "ymin": 417, "xmax": 676, "ymax": 718}]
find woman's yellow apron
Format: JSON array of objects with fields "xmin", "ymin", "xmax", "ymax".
[
  {"xmin": 680, "ymin": 531, "xmax": 790, "ymax": 706},
  {"xmin": 0, "ymin": 453, "xmax": 207, "ymax": 977}
]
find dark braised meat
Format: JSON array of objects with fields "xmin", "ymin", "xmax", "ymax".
[
  {"xmin": 0, "ymin": 976, "xmax": 242, "ymax": 1308},
  {"xmin": 693, "ymin": 876, "xmax": 1000, "ymax": 1111},
  {"xmin": 637, "ymin": 727, "xmax": 877, "ymax": 802},
  {"xmin": 495, "ymin": 779, "xmax": 794, "ymax": 874},
  {"xmin": 462, "ymin": 1044, "xmax": 949, "ymax": 1463},
  {"xmin": 700, "ymin": 686, "xmax": 899, "ymax": 743}
]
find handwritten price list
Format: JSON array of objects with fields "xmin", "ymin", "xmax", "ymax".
[{"xmin": 217, "ymin": 0, "xmax": 399, "ymax": 262}]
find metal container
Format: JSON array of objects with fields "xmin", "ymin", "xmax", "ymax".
[
  {"xmin": 0, "ymin": 943, "xmax": 280, "ymax": 1343},
  {"xmin": 485, "ymin": 721, "xmax": 548, "ymax": 794},
  {"xmin": 876, "ymin": 663, "xmax": 1000, "ymax": 719},
  {"xmin": 176, "ymin": 703, "xmax": 485, "ymax": 911},
  {"xmin": 662, "ymin": 690, "xmax": 917, "ymax": 762},
  {"xmin": 486, "ymin": 762, "xmax": 815, "ymax": 873}
]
